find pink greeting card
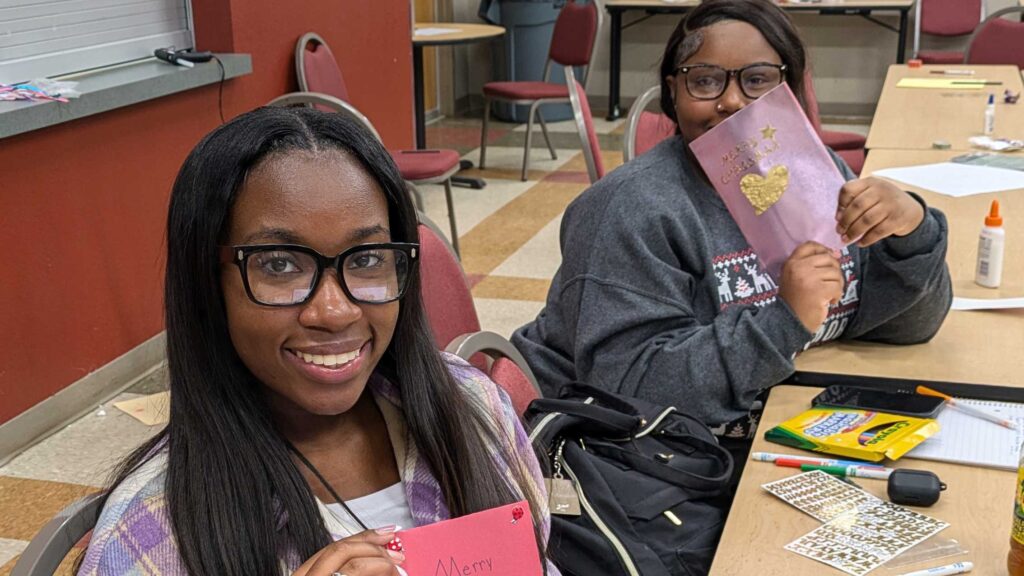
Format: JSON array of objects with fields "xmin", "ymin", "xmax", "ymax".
[
  {"xmin": 689, "ymin": 82, "xmax": 847, "ymax": 279},
  {"xmin": 396, "ymin": 501, "xmax": 542, "ymax": 576}
]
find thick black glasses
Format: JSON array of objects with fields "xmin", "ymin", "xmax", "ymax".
[
  {"xmin": 220, "ymin": 243, "xmax": 419, "ymax": 306},
  {"xmin": 675, "ymin": 63, "xmax": 787, "ymax": 100}
]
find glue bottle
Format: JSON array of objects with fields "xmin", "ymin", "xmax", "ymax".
[
  {"xmin": 975, "ymin": 199, "xmax": 1004, "ymax": 288},
  {"xmin": 1009, "ymin": 438, "xmax": 1024, "ymax": 575},
  {"xmin": 984, "ymin": 93, "xmax": 996, "ymax": 135}
]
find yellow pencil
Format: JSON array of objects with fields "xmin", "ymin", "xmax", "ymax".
[{"xmin": 917, "ymin": 385, "xmax": 1017, "ymax": 430}]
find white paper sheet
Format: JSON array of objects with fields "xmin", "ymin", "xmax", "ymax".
[
  {"xmin": 952, "ymin": 296, "xmax": 1024, "ymax": 310},
  {"xmin": 415, "ymin": 27, "xmax": 458, "ymax": 37},
  {"xmin": 873, "ymin": 162, "xmax": 1024, "ymax": 197}
]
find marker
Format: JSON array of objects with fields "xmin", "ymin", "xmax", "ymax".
[
  {"xmin": 929, "ymin": 70, "xmax": 975, "ymax": 76},
  {"xmin": 917, "ymin": 385, "xmax": 1017, "ymax": 430},
  {"xmin": 800, "ymin": 464, "xmax": 892, "ymax": 480},
  {"xmin": 775, "ymin": 457, "xmax": 886, "ymax": 471},
  {"xmin": 897, "ymin": 560, "xmax": 973, "ymax": 576},
  {"xmin": 751, "ymin": 452, "xmax": 885, "ymax": 469},
  {"xmin": 952, "ymin": 81, "xmax": 1003, "ymax": 86}
]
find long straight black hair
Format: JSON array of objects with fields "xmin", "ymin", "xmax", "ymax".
[
  {"xmin": 659, "ymin": 0, "xmax": 808, "ymax": 125},
  {"xmin": 90, "ymin": 107, "xmax": 547, "ymax": 574}
]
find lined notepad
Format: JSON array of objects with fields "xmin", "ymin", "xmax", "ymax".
[{"xmin": 906, "ymin": 399, "xmax": 1024, "ymax": 470}]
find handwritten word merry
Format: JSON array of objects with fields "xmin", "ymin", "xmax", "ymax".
[{"xmin": 435, "ymin": 555, "xmax": 494, "ymax": 576}]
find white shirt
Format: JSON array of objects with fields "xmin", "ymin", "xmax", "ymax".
[{"xmin": 325, "ymin": 481, "xmax": 415, "ymax": 534}]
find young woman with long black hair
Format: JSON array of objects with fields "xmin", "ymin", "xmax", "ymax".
[{"xmin": 78, "ymin": 106, "xmax": 555, "ymax": 575}]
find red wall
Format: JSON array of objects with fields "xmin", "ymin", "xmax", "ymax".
[{"xmin": 0, "ymin": 0, "xmax": 413, "ymax": 425}]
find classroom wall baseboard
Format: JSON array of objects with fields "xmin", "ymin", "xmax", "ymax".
[{"xmin": 0, "ymin": 331, "xmax": 167, "ymax": 467}]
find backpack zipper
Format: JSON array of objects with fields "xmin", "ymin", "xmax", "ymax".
[{"xmin": 562, "ymin": 457, "xmax": 641, "ymax": 576}]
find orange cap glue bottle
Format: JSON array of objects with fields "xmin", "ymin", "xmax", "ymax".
[{"xmin": 976, "ymin": 199, "xmax": 1005, "ymax": 288}]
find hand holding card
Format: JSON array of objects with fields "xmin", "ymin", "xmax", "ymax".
[{"xmin": 396, "ymin": 501, "xmax": 543, "ymax": 576}]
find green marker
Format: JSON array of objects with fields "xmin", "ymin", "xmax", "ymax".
[{"xmin": 800, "ymin": 463, "xmax": 892, "ymax": 480}]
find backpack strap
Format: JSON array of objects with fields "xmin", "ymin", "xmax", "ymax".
[{"xmin": 527, "ymin": 398, "xmax": 642, "ymax": 438}]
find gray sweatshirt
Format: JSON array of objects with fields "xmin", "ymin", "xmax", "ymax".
[{"xmin": 512, "ymin": 136, "xmax": 952, "ymax": 435}]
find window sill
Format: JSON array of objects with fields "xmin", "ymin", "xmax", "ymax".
[{"xmin": 0, "ymin": 53, "xmax": 252, "ymax": 140}]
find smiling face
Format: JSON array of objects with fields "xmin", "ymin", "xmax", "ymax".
[
  {"xmin": 221, "ymin": 148, "xmax": 398, "ymax": 418},
  {"xmin": 666, "ymin": 20, "xmax": 785, "ymax": 143}
]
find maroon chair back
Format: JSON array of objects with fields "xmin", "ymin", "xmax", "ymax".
[
  {"xmin": 490, "ymin": 358, "xmax": 541, "ymax": 416},
  {"xmin": 634, "ymin": 112, "xmax": 677, "ymax": 158},
  {"xmin": 921, "ymin": 0, "xmax": 983, "ymax": 36},
  {"xmin": 549, "ymin": 0, "xmax": 599, "ymax": 67},
  {"xmin": 967, "ymin": 13, "xmax": 1024, "ymax": 68},
  {"xmin": 301, "ymin": 39, "xmax": 351, "ymax": 103},
  {"xmin": 417, "ymin": 223, "xmax": 481, "ymax": 350}
]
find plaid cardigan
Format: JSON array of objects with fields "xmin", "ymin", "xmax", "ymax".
[{"xmin": 78, "ymin": 353, "xmax": 557, "ymax": 575}]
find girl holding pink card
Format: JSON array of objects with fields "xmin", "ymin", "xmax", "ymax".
[
  {"xmin": 77, "ymin": 108, "xmax": 557, "ymax": 576},
  {"xmin": 514, "ymin": 0, "xmax": 951, "ymax": 444}
]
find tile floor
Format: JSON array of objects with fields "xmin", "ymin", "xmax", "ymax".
[{"xmin": 0, "ymin": 111, "xmax": 869, "ymax": 575}]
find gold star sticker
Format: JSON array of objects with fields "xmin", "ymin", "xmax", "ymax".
[{"xmin": 761, "ymin": 124, "xmax": 777, "ymax": 140}]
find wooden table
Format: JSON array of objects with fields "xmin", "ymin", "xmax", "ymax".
[
  {"xmin": 412, "ymin": 23, "xmax": 504, "ymax": 149},
  {"xmin": 709, "ymin": 385, "xmax": 1016, "ymax": 575},
  {"xmin": 866, "ymin": 64, "xmax": 1024, "ymax": 151},
  {"xmin": 603, "ymin": 0, "xmax": 915, "ymax": 120},
  {"xmin": 795, "ymin": 148, "xmax": 1024, "ymax": 390}
]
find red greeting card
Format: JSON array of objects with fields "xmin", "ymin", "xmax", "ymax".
[{"xmin": 396, "ymin": 501, "xmax": 543, "ymax": 576}]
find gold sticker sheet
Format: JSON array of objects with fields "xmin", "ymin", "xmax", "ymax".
[{"xmin": 763, "ymin": 471, "xmax": 949, "ymax": 575}]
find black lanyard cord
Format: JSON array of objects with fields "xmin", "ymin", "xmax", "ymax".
[{"xmin": 285, "ymin": 440, "xmax": 370, "ymax": 531}]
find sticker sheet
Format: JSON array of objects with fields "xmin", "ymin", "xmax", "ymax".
[
  {"xmin": 763, "ymin": 472, "xmax": 949, "ymax": 575},
  {"xmin": 762, "ymin": 470, "xmax": 880, "ymax": 521}
]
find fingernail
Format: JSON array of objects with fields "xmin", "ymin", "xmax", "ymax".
[
  {"xmin": 375, "ymin": 525, "xmax": 397, "ymax": 534},
  {"xmin": 388, "ymin": 549, "xmax": 406, "ymax": 562},
  {"xmin": 840, "ymin": 235, "xmax": 850, "ymax": 244}
]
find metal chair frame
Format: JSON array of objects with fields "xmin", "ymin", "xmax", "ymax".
[
  {"xmin": 445, "ymin": 331, "xmax": 541, "ymax": 396},
  {"xmin": 12, "ymin": 493, "xmax": 103, "ymax": 576},
  {"xmin": 622, "ymin": 85, "xmax": 663, "ymax": 163},
  {"xmin": 963, "ymin": 6, "xmax": 1024, "ymax": 64}
]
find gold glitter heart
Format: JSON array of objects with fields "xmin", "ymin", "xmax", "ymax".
[{"xmin": 739, "ymin": 165, "xmax": 789, "ymax": 215}]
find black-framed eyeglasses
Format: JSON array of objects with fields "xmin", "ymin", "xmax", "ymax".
[
  {"xmin": 220, "ymin": 243, "xmax": 419, "ymax": 307},
  {"xmin": 674, "ymin": 63, "xmax": 787, "ymax": 101}
]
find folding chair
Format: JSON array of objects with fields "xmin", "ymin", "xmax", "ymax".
[
  {"xmin": 295, "ymin": 33, "xmax": 463, "ymax": 255},
  {"xmin": 479, "ymin": 0, "xmax": 602, "ymax": 181},
  {"xmin": 913, "ymin": 0, "xmax": 986, "ymax": 64}
]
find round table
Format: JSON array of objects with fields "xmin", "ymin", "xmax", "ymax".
[{"xmin": 412, "ymin": 23, "xmax": 505, "ymax": 150}]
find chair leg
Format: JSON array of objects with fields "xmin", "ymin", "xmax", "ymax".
[
  {"xmin": 480, "ymin": 98, "xmax": 491, "ymax": 169},
  {"xmin": 537, "ymin": 107, "xmax": 558, "ymax": 160},
  {"xmin": 522, "ymin": 101, "xmax": 541, "ymax": 181},
  {"xmin": 444, "ymin": 179, "xmax": 460, "ymax": 257}
]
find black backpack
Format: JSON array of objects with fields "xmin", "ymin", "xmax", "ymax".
[{"xmin": 526, "ymin": 384, "xmax": 735, "ymax": 576}]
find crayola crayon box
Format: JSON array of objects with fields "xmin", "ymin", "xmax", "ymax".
[{"xmin": 764, "ymin": 407, "xmax": 940, "ymax": 462}]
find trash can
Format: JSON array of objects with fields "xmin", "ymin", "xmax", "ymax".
[{"xmin": 479, "ymin": 0, "xmax": 585, "ymax": 122}]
